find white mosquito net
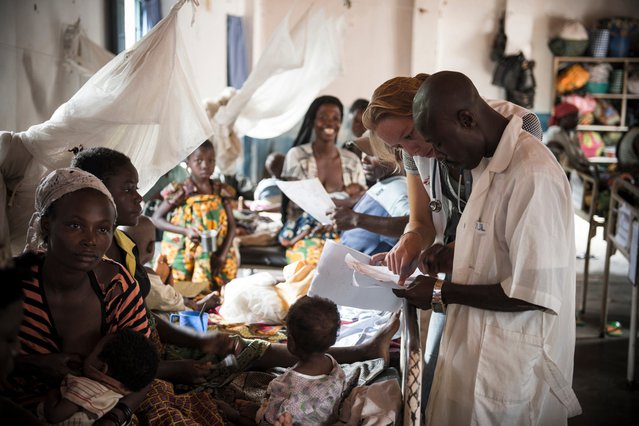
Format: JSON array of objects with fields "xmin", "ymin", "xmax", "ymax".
[{"xmin": 1, "ymin": 0, "xmax": 344, "ymax": 259}]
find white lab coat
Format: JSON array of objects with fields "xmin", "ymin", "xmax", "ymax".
[{"xmin": 425, "ymin": 116, "xmax": 581, "ymax": 425}]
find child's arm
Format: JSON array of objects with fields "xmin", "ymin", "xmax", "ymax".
[
  {"xmin": 152, "ymin": 200, "xmax": 200, "ymax": 241},
  {"xmin": 43, "ymin": 389, "xmax": 82, "ymax": 423},
  {"xmin": 218, "ymin": 198, "xmax": 236, "ymax": 258},
  {"xmin": 210, "ymin": 198, "xmax": 236, "ymax": 274}
]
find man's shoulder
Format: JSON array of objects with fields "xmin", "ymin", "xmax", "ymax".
[{"xmin": 508, "ymin": 134, "xmax": 570, "ymax": 185}]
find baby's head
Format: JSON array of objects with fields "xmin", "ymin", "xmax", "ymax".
[
  {"xmin": 286, "ymin": 296, "xmax": 340, "ymax": 360},
  {"xmin": 120, "ymin": 216, "xmax": 156, "ymax": 265},
  {"xmin": 84, "ymin": 329, "xmax": 159, "ymax": 393}
]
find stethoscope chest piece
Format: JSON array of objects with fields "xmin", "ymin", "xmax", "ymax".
[{"xmin": 429, "ymin": 199, "xmax": 442, "ymax": 212}]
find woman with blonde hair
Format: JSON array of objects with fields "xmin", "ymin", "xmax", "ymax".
[{"xmin": 362, "ymin": 73, "xmax": 542, "ymax": 408}]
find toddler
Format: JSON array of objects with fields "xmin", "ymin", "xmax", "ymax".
[
  {"xmin": 40, "ymin": 329, "xmax": 159, "ymax": 425},
  {"xmin": 257, "ymin": 296, "xmax": 346, "ymax": 425}
]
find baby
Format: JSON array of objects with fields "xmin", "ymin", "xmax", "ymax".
[
  {"xmin": 256, "ymin": 296, "xmax": 346, "ymax": 425},
  {"xmin": 40, "ymin": 329, "xmax": 159, "ymax": 424}
]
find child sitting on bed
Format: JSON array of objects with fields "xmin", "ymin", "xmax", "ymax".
[
  {"xmin": 256, "ymin": 296, "xmax": 346, "ymax": 425},
  {"xmin": 122, "ymin": 216, "xmax": 221, "ymax": 312},
  {"xmin": 39, "ymin": 329, "xmax": 159, "ymax": 425},
  {"xmin": 153, "ymin": 140, "xmax": 239, "ymax": 290}
]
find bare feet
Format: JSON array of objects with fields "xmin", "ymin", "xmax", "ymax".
[{"xmin": 362, "ymin": 312, "xmax": 400, "ymax": 366}]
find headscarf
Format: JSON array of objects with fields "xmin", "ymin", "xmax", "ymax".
[
  {"xmin": 549, "ymin": 102, "xmax": 579, "ymax": 126},
  {"xmin": 24, "ymin": 168, "xmax": 117, "ymax": 252}
]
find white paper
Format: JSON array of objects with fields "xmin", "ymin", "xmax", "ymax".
[
  {"xmin": 276, "ymin": 178, "xmax": 336, "ymax": 225},
  {"xmin": 345, "ymin": 253, "xmax": 418, "ymax": 289},
  {"xmin": 308, "ymin": 240, "xmax": 402, "ymax": 312}
]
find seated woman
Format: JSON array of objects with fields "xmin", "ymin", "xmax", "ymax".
[
  {"xmin": 279, "ymin": 96, "xmax": 367, "ymax": 264},
  {"xmin": 10, "ymin": 168, "xmax": 236, "ymax": 425},
  {"xmin": 13, "ymin": 168, "xmax": 152, "ymax": 424},
  {"xmin": 544, "ymin": 102, "xmax": 590, "ymax": 172}
]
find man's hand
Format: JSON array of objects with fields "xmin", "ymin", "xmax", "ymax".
[
  {"xmin": 327, "ymin": 206, "xmax": 359, "ymax": 231},
  {"xmin": 392, "ymin": 275, "xmax": 439, "ymax": 310},
  {"xmin": 418, "ymin": 243, "xmax": 454, "ymax": 276}
]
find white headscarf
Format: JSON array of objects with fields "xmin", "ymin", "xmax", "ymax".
[{"xmin": 24, "ymin": 168, "xmax": 116, "ymax": 252}]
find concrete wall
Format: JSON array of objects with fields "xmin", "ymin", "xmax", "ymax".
[{"xmin": 0, "ymin": 0, "xmax": 108, "ymax": 131}]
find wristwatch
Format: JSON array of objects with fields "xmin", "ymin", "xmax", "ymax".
[{"xmin": 431, "ymin": 279, "xmax": 446, "ymax": 314}]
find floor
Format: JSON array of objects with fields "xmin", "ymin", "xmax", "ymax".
[{"xmin": 569, "ymin": 217, "xmax": 639, "ymax": 425}]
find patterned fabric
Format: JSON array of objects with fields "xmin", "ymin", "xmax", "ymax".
[
  {"xmin": 36, "ymin": 374, "xmax": 123, "ymax": 424},
  {"xmin": 260, "ymin": 355, "xmax": 346, "ymax": 426},
  {"xmin": 136, "ymin": 379, "xmax": 225, "ymax": 426},
  {"xmin": 281, "ymin": 144, "xmax": 366, "ymax": 189},
  {"xmin": 25, "ymin": 168, "xmax": 116, "ymax": 252},
  {"xmin": 159, "ymin": 178, "xmax": 238, "ymax": 289},
  {"xmin": 279, "ymin": 143, "xmax": 365, "ymax": 264},
  {"xmin": 19, "ymin": 254, "xmax": 150, "ymax": 355},
  {"xmin": 279, "ymin": 213, "xmax": 338, "ymax": 266}
]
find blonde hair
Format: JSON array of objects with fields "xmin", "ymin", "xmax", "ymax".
[{"xmin": 363, "ymin": 73, "xmax": 429, "ymax": 163}]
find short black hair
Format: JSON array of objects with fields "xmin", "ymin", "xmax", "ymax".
[
  {"xmin": 292, "ymin": 96, "xmax": 344, "ymax": 147},
  {"xmin": 349, "ymin": 98, "xmax": 369, "ymax": 114},
  {"xmin": 0, "ymin": 252, "xmax": 38, "ymax": 309},
  {"xmin": 71, "ymin": 147, "xmax": 133, "ymax": 184},
  {"xmin": 187, "ymin": 139, "xmax": 215, "ymax": 160},
  {"xmin": 286, "ymin": 296, "xmax": 340, "ymax": 356},
  {"xmin": 98, "ymin": 329, "xmax": 159, "ymax": 392}
]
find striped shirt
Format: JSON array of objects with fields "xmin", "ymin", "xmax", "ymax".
[{"xmin": 19, "ymin": 254, "xmax": 150, "ymax": 355}]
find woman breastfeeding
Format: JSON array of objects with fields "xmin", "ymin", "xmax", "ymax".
[
  {"xmin": 12, "ymin": 168, "xmax": 150, "ymax": 422},
  {"xmin": 279, "ymin": 95, "xmax": 367, "ymax": 264}
]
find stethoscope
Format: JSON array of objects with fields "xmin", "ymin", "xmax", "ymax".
[
  {"xmin": 428, "ymin": 162, "xmax": 470, "ymax": 214},
  {"xmin": 429, "ymin": 162, "xmax": 443, "ymax": 212}
]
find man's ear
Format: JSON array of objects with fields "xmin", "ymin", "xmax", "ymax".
[{"xmin": 458, "ymin": 110, "xmax": 475, "ymax": 129}]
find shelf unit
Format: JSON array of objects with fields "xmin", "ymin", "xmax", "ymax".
[{"xmin": 551, "ymin": 56, "xmax": 639, "ymax": 132}]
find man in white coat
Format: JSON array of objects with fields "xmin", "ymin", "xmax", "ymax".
[{"xmin": 394, "ymin": 71, "xmax": 581, "ymax": 425}]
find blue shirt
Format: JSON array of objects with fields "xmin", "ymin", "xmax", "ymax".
[{"xmin": 341, "ymin": 176, "xmax": 409, "ymax": 255}]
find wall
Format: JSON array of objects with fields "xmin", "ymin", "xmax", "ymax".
[
  {"xmin": 2, "ymin": 0, "xmax": 639, "ymax": 133},
  {"xmin": 412, "ymin": 0, "xmax": 639, "ymax": 113},
  {"xmin": 0, "ymin": 0, "xmax": 108, "ymax": 131},
  {"xmin": 251, "ymin": 0, "xmax": 414, "ymax": 111},
  {"xmin": 161, "ymin": 0, "xmax": 249, "ymax": 103},
  {"xmin": 506, "ymin": 0, "xmax": 639, "ymax": 112}
]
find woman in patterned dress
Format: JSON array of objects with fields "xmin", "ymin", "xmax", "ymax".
[{"xmin": 279, "ymin": 96, "xmax": 366, "ymax": 265}]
